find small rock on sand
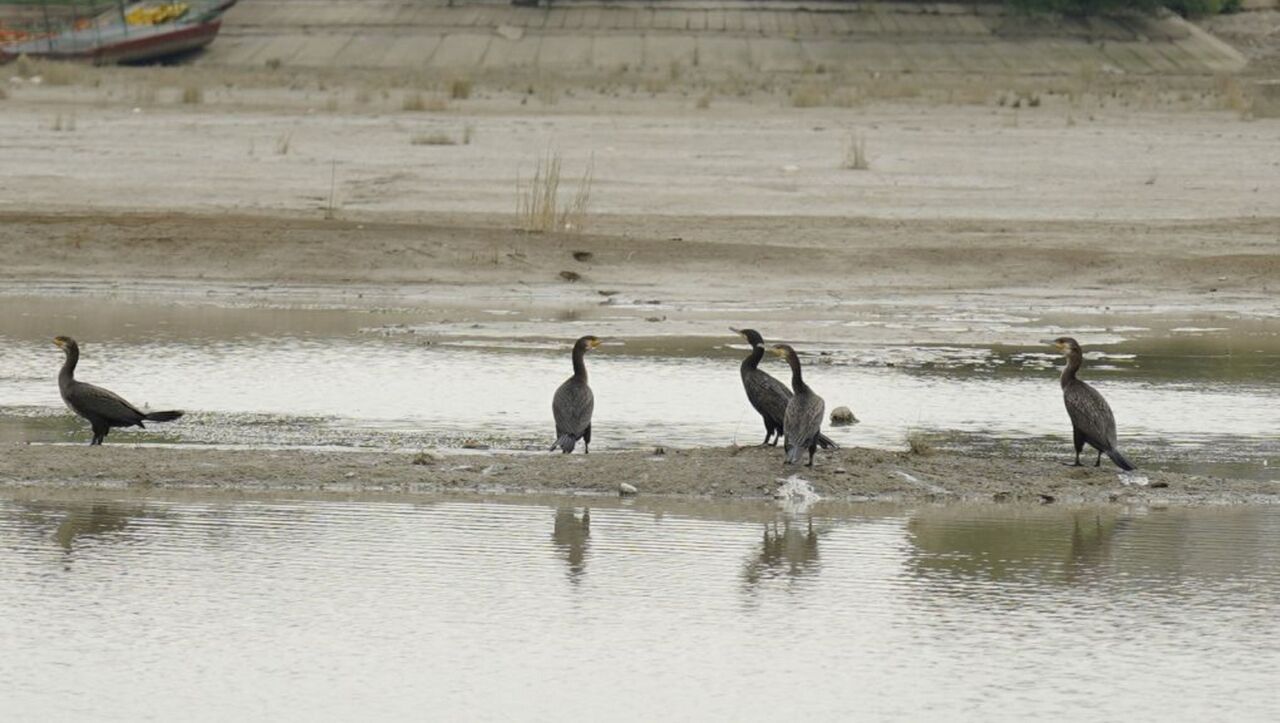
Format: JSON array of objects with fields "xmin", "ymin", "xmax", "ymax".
[
  {"xmin": 830, "ymin": 406, "xmax": 858, "ymax": 426},
  {"xmin": 619, "ymin": 482, "xmax": 638, "ymax": 496}
]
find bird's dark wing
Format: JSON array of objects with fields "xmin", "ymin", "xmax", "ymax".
[
  {"xmin": 743, "ymin": 368, "xmax": 791, "ymax": 426},
  {"xmin": 1064, "ymin": 380, "xmax": 1117, "ymax": 449},
  {"xmin": 65, "ymin": 381, "xmax": 146, "ymax": 425},
  {"xmin": 553, "ymin": 378, "xmax": 594, "ymax": 437},
  {"xmin": 785, "ymin": 391, "xmax": 825, "ymax": 450}
]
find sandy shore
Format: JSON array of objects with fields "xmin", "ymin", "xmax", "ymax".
[
  {"xmin": 2, "ymin": 443, "xmax": 1274, "ymax": 505},
  {"xmin": 3, "ymin": 210, "xmax": 1277, "ymax": 317}
]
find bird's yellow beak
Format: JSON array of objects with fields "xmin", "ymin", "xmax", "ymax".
[
  {"xmin": 588, "ymin": 338, "xmax": 602, "ymax": 349},
  {"xmin": 768, "ymin": 346, "xmax": 786, "ymax": 358},
  {"xmin": 53, "ymin": 337, "xmax": 64, "ymax": 348}
]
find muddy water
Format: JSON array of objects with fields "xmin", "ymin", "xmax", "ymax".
[
  {"xmin": 1, "ymin": 491, "xmax": 1277, "ymax": 720},
  {"xmin": 1, "ymin": 293, "xmax": 1276, "ymax": 479}
]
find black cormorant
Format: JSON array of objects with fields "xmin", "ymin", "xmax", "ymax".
[
  {"xmin": 731, "ymin": 328, "xmax": 836, "ymax": 449},
  {"xmin": 551, "ymin": 335, "xmax": 600, "ymax": 454},
  {"xmin": 54, "ymin": 336, "xmax": 184, "ymax": 446},
  {"xmin": 769, "ymin": 344, "xmax": 826, "ymax": 467},
  {"xmin": 1047, "ymin": 336, "xmax": 1135, "ymax": 470}
]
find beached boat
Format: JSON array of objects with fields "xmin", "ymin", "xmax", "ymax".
[{"xmin": 0, "ymin": 0, "xmax": 237, "ymax": 64}]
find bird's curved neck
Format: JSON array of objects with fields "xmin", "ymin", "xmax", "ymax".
[
  {"xmin": 60, "ymin": 346, "xmax": 78, "ymax": 386},
  {"xmin": 1060, "ymin": 350, "xmax": 1081, "ymax": 388},
  {"xmin": 572, "ymin": 345, "xmax": 588, "ymax": 381},
  {"xmin": 742, "ymin": 345, "xmax": 763, "ymax": 371},
  {"xmin": 786, "ymin": 351, "xmax": 807, "ymax": 392}
]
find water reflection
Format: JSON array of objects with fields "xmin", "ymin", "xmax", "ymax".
[
  {"xmin": 906, "ymin": 507, "xmax": 1124, "ymax": 588},
  {"xmin": 1, "ymin": 493, "xmax": 1278, "ymax": 720},
  {"xmin": 741, "ymin": 517, "xmax": 821, "ymax": 592},
  {"xmin": 551, "ymin": 506, "xmax": 591, "ymax": 584},
  {"xmin": 4, "ymin": 500, "xmax": 163, "ymax": 561}
]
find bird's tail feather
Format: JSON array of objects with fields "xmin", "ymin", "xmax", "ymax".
[
  {"xmin": 816, "ymin": 433, "xmax": 838, "ymax": 450},
  {"xmin": 144, "ymin": 410, "xmax": 183, "ymax": 422},
  {"xmin": 1107, "ymin": 449, "xmax": 1136, "ymax": 471},
  {"xmin": 551, "ymin": 434, "xmax": 577, "ymax": 453}
]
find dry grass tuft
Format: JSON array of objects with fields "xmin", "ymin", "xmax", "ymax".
[
  {"xmin": 842, "ymin": 132, "xmax": 869, "ymax": 171},
  {"xmin": 181, "ymin": 85, "xmax": 203, "ymax": 105},
  {"xmin": 14, "ymin": 54, "xmax": 35, "ymax": 79},
  {"xmin": 450, "ymin": 78, "xmax": 473, "ymax": 100},
  {"xmin": 411, "ymin": 131, "xmax": 456, "ymax": 146},
  {"xmin": 516, "ymin": 152, "xmax": 594, "ymax": 234},
  {"xmin": 906, "ymin": 430, "xmax": 935, "ymax": 456},
  {"xmin": 275, "ymin": 132, "xmax": 292, "ymax": 156},
  {"xmin": 791, "ymin": 84, "xmax": 827, "ymax": 108},
  {"xmin": 695, "ymin": 92, "xmax": 712, "ymax": 110},
  {"xmin": 51, "ymin": 113, "xmax": 77, "ymax": 132},
  {"xmin": 1217, "ymin": 75, "xmax": 1252, "ymax": 117},
  {"xmin": 39, "ymin": 60, "xmax": 82, "ymax": 86},
  {"xmin": 403, "ymin": 92, "xmax": 447, "ymax": 112}
]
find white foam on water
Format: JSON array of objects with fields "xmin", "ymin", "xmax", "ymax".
[
  {"xmin": 1119, "ymin": 472, "xmax": 1150, "ymax": 487},
  {"xmin": 774, "ymin": 474, "xmax": 821, "ymax": 513}
]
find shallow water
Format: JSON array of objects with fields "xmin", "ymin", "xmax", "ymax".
[
  {"xmin": 1, "ymin": 492, "xmax": 1277, "ymax": 720},
  {"xmin": 1, "ymin": 292, "xmax": 1277, "ymax": 479}
]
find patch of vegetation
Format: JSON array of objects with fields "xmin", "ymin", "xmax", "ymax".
[
  {"xmin": 411, "ymin": 132, "xmax": 456, "ymax": 146},
  {"xmin": 516, "ymin": 151, "xmax": 594, "ymax": 234},
  {"xmin": 449, "ymin": 78, "xmax": 472, "ymax": 100},
  {"xmin": 1004, "ymin": 0, "xmax": 1237, "ymax": 16},
  {"xmin": 906, "ymin": 430, "xmax": 935, "ymax": 456},
  {"xmin": 403, "ymin": 92, "xmax": 447, "ymax": 112},
  {"xmin": 842, "ymin": 132, "xmax": 869, "ymax": 171}
]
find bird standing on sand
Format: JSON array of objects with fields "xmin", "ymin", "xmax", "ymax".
[
  {"xmin": 732, "ymin": 328, "xmax": 836, "ymax": 450},
  {"xmin": 53, "ymin": 336, "xmax": 184, "ymax": 446},
  {"xmin": 551, "ymin": 335, "xmax": 600, "ymax": 454},
  {"xmin": 769, "ymin": 344, "xmax": 826, "ymax": 467},
  {"xmin": 1046, "ymin": 336, "xmax": 1136, "ymax": 470}
]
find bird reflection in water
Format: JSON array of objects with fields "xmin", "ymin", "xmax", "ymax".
[
  {"xmin": 742, "ymin": 517, "xmax": 821, "ymax": 591},
  {"xmin": 552, "ymin": 506, "xmax": 591, "ymax": 584},
  {"xmin": 6, "ymin": 501, "xmax": 154, "ymax": 568},
  {"xmin": 906, "ymin": 508, "xmax": 1125, "ymax": 588}
]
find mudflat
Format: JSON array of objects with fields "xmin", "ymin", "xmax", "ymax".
[{"xmin": 2, "ymin": 443, "xmax": 1272, "ymax": 505}]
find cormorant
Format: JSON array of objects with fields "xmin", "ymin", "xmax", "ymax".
[
  {"xmin": 731, "ymin": 328, "xmax": 836, "ymax": 449},
  {"xmin": 769, "ymin": 344, "xmax": 826, "ymax": 467},
  {"xmin": 53, "ymin": 336, "xmax": 184, "ymax": 446},
  {"xmin": 1046, "ymin": 336, "xmax": 1135, "ymax": 470},
  {"xmin": 551, "ymin": 335, "xmax": 599, "ymax": 454}
]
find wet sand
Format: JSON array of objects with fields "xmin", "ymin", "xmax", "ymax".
[{"xmin": 2, "ymin": 443, "xmax": 1274, "ymax": 505}]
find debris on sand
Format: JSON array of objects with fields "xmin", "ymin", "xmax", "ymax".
[
  {"xmin": 412, "ymin": 451, "xmax": 441, "ymax": 465},
  {"xmin": 619, "ymin": 482, "xmax": 638, "ymax": 496}
]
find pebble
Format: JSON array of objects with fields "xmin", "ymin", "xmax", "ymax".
[
  {"xmin": 830, "ymin": 406, "xmax": 858, "ymax": 426},
  {"xmin": 619, "ymin": 482, "xmax": 638, "ymax": 496}
]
